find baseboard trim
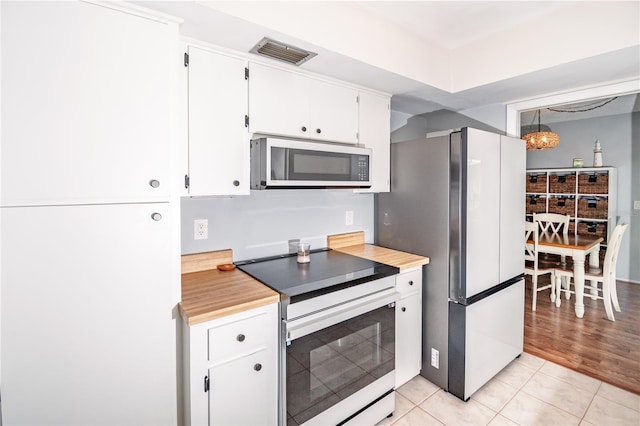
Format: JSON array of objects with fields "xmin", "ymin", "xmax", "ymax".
[{"xmin": 618, "ymin": 279, "xmax": 640, "ymax": 285}]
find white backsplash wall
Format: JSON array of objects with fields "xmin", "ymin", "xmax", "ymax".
[{"xmin": 181, "ymin": 190, "xmax": 374, "ymax": 261}]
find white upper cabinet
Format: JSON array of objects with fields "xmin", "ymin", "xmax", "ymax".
[
  {"xmin": 248, "ymin": 62, "xmax": 358, "ymax": 144},
  {"xmin": 1, "ymin": 1, "xmax": 174, "ymax": 206},
  {"xmin": 357, "ymin": 91, "xmax": 391, "ymax": 192},
  {"xmin": 186, "ymin": 46, "xmax": 249, "ymax": 196},
  {"xmin": 248, "ymin": 62, "xmax": 308, "ymax": 139},
  {"xmin": 307, "ymin": 78, "xmax": 358, "ymax": 143}
]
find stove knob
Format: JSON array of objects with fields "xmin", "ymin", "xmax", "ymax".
[
  {"xmin": 236, "ymin": 334, "xmax": 245, "ymax": 342},
  {"xmin": 254, "ymin": 363, "xmax": 262, "ymax": 371}
]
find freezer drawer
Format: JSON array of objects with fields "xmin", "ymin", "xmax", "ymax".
[{"xmin": 448, "ymin": 279, "xmax": 524, "ymax": 401}]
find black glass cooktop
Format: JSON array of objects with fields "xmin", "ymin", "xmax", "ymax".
[{"xmin": 236, "ymin": 249, "xmax": 398, "ymax": 301}]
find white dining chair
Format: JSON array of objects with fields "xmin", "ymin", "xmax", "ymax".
[
  {"xmin": 533, "ymin": 212, "xmax": 571, "ymax": 267},
  {"xmin": 554, "ymin": 222, "xmax": 628, "ymax": 321},
  {"xmin": 525, "ymin": 221, "xmax": 555, "ymax": 311},
  {"xmin": 533, "ymin": 212, "xmax": 570, "ymax": 236}
]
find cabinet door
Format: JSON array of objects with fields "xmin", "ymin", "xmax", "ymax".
[
  {"xmin": 188, "ymin": 47, "xmax": 249, "ymax": 196},
  {"xmin": 357, "ymin": 91, "xmax": 391, "ymax": 192},
  {"xmin": 395, "ymin": 293, "xmax": 422, "ymax": 387},
  {"xmin": 1, "ymin": 2, "xmax": 173, "ymax": 206},
  {"xmin": 248, "ymin": 62, "xmax": 308, "ymax": 139},
  {"xmin": 1, "ymin": 203, "xmax": 176, "ymax": 424},
  {"xmin": 308, "ymin": 79, "xmax": 358, "ymax": 144},
  {"xmin": 209, "ymin": 348, "xmax": 278, "ymax": 426}
]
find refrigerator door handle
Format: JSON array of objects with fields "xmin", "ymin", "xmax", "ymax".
[
  {"xmin": 449, "ymin": 130, "xmax": 465, "ymax": 302},
  {"xmin": 461, "ymin": 274, "xmax": 525, "ymax": 306}
]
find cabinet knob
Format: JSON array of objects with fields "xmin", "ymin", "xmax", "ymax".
[
  {"xmin": 401, "ymin": 307, "xmax": 406, "ymax": 312},
  {"xmin": 233, "ymin": 180, "xmax": 240, "ymax": 187},
  {"xmin": 151, "ymin": 213, "xmax": 162, "ymax": 221},
  {"xmin": 409, "ymin": 280, "xmax": 414, "ymax": 286},
  {"xmin": 316, "ymin": 128, "xmax": 322, "ymax": 134},
  {"xmin": 301, "ymin": 126, "xmax": 307, "ymax": 132},
  {"xmin": 149, "ymin": 179, "xmax": 160, "ymax": 188},
  {"xmin": 236, "ymin": 334, "xmax": 245, "ymax": 342},
  {"xmin": 254, "ymin": 363, "xmax": 262, "ymax": 371}
]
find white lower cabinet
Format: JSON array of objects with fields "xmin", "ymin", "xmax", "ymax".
[
  {"xmin": 209, "ymin": 348, "xmax": 276, "ymax": 425},
  {"xmin": 395, "ymin": 267, "xmax": 423, "ymax": 387},
  {"xmin": 183, "ymin": 303, "xmax": 279, "ymax": 426}
]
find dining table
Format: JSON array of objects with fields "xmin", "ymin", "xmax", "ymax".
[{"xmin": 534, "ymin": 232, "xmax": 604, "ymax": 318}]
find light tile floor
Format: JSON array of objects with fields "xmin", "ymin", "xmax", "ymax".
[{"xmin": 377, "ymin": 353, "xmax": 640, "ymax": 426}]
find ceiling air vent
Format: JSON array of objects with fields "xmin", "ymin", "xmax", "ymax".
[{"xmin": 249, "ymin": 37, "xmax": 317, "ymax": 66}]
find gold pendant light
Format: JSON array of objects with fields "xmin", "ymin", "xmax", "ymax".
[{"xmin": 522, "ymin": 109, "xmax": 560, "ymax": 150}]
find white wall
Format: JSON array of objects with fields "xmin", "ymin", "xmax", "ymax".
[
  {"xmin": 526, "ymin": 113, "xmax": 634, "ymax": 282},
  {"xmin": 390, "ymin": 106, "xmax": 506, "ymax": 143},
  {"xmin": 181, "ymin": 190, "xmax": 374, "ymax": 261}
]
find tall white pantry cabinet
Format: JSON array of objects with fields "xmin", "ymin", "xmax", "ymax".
[{"xmin": 1, "ymin": 2, "xmax": 180, "ymax": 424}]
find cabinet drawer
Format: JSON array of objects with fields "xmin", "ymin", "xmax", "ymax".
[
  {"xmin": 396, "ymin": 268, "xmax": 422, "ymax": 296},
  {"xmin": 207, "ymin": 307, "xmax": 274, "ymax": 363}
]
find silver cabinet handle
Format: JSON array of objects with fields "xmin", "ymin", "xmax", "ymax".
[
  {"xmin": 149, "ymin": 179, "xmax": 160, "ymax": 188},
  {"xmin": 151, "ymin": 213, "xmax": 162, "ymax": 221}
]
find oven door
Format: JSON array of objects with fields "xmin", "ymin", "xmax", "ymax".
[{"xmin": 284, "ymin": 289, "xmax": 396, "ymax": 426}]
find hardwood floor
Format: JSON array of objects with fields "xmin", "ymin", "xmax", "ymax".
[{"xmin": 523, "ymin": 275, "xmax": 640, "ymax": 395}]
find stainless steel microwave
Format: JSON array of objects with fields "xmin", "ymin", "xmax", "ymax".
[{"xmin": 250, "ymin": 137, "xmax": 372, "ymax": 189}]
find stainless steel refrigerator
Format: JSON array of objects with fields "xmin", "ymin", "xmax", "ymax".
[{"xmin": 376, "ymin": 127, "xmax": 526, "ymax": 401}]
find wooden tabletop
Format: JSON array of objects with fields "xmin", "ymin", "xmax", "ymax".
[{"xmin": 535, "ymin": 233, "xmax": 603, "ymax": 250}]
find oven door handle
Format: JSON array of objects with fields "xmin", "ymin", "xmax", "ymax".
[{"xmin": 285, "ymin": 288, "xmax": 398, "ymax": 342}]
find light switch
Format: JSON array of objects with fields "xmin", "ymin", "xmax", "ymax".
[{"xmin": 634, "ymin": 200, "xmax": 640, "ymax": 210}]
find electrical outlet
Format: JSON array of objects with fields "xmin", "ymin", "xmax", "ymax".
[
  {"xmin": 431, "ymin": 348, "xmax": 439, "ymax": 369},
  {"xmin": 194, "ymin": 219, "xmax": 208, "ymax": 240},
  {"xmin": 345, "ymin": 210, "xmax": 354, "ymax": 226},
  {"xmin": 634, "ymin": 200, "xmax": 640, "ymax": 210}
]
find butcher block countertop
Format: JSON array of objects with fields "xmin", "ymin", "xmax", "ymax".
[
  {"xmin": 327, "ymin": 231, "xmax": 430, "ymax": 271},
  {"xmin": 180, "ymin": 233, "xmax": 429, "ymax": 326},
  {"xmin": 179, "ymin": 250, "xmax": 279, "ymax": 326}
]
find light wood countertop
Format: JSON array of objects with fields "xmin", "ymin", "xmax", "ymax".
[
  {"xmin": 332, "ymin": 243, "xmax": 429, "ymax": 271},
  {"xmin": 179, "ymin": 250, "xmax": 279, "ymax": 326},
  {"xmin": 328, "ymin": 231, "xmax": 430, "ymax": 271},
  {"xmin": 180, "ymin": 235, "xmax": 429, "ymax": 326}
]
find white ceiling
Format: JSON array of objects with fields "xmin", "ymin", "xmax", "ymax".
[
  {"xmin": 137, "ymin": 1, "xmax": 640, "ymax": 121},
  {"xmin": 354, "ymin": 1, "xmax": 573, "ymax": 50}
]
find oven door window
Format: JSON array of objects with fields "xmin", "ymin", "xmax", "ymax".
[{"xmin": 286, "ymin": 304, "xmax": 395, "ymax": 424}]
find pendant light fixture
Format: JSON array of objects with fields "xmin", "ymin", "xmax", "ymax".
[{"xmin": 521, "ymin": 109, "xmax": 560, "ymax": 150}]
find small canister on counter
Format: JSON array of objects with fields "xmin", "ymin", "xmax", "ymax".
[{"xmin": 297, "ymin": 243, "xmax": 311, "ymax": 263}]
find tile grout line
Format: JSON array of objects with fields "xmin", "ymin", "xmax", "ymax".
[{"xmin": 579, "ymin": 381, "xmax": 603, "ymax": 423}]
